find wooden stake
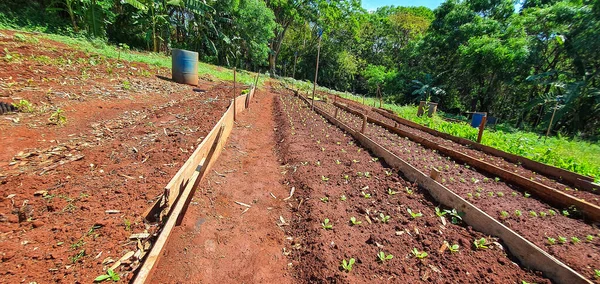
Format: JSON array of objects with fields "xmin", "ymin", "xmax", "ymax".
[
  {"xmin": 417, "ymin": 101, "xmax": 426, "ymax": 117},
  {"xmin": 334, "ymin": 107, "xmax": 339, "ymax": 119},
  {"xmin": 233, "ymin": 68, "xmax": 237, "ymax": 122},
  {"xmin": 361, "ymin": 113, "xmax": 368, "ymax": 133},
  {"xmin": 477, "ymin": 115, "xmax": 487, "ymax": 143},
  {"xmin": 546, "ymin": 102, "xmax": 558, "ymax": 137},
  {"xmin": 312, "ymin": 34, "xmax": 322, "ymax": 111}
]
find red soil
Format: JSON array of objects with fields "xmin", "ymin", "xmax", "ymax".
[
  {"xmin": 314, "ymin": 98, "xmax": 600, "ymax": 281},
  {"xmin": 148, "ymin": 85, "xmax": 293, "ymax": 283},
  {"xmin": 0, "ymin": 30, "xmax": 233, "ymax": 282},
  {"xmin": 275, "ymin": 91, "xmax": 549, "ymax": 283}
]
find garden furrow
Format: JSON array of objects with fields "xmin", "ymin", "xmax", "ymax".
[
  {"xmin": 337, "ymin": 96, "xmax": 600, "ymax": 203},
  {"xmin": 276, "ymin": 92, "xmax": 549, "ymax": 283},
  {"xmin": 313, "ymin": 99, "xmax": 600, "ymax": 281}
]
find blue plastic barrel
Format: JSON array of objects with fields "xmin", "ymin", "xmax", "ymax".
[
  {"xmin": 471, "ymin": 113, "xmax": 485, "ymax": 128},
  {"xmin": 172, "ymin": 49, "xmax": 198, "ymax": 85}
]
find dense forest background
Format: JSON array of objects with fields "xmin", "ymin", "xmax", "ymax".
[{"xmin": 1, "ymin": 0, "xmax": 599, "ymax": 139}]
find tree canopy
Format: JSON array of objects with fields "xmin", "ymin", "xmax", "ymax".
[{"xmin": 1, "ymin": 0, "xmax": 599, "ymax": 138}]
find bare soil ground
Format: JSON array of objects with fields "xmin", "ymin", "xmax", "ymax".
[
  {"xmin": 314, "ymin": 98, "xmax": 600, "ymax": 281},
  {"xmin": 0, "ymin": 30, "xmax": 234, "ymax": 282},
  {"xmin": 148, "ymin": 85, "xmax": 293, "ymax": 283},
  {"xmin": 275, "ymin": 91, "xmax": 549, "ymax": 283}
]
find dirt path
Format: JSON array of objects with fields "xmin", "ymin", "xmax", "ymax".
[{"xmin": 149, "ymin": 86, "xmax": 293, "ymax": 283}]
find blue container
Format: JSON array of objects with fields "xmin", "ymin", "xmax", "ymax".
[
  {"xmin": 172, "ymin": 49, "xmax": 198, "ymax": 85},
  {"xmin": 471, "ymin": 113, "xmax": 486, "ymax": 128}
]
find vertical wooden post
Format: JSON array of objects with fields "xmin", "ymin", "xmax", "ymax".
[
  {"xmin": 477, "ymin": 115, "xmax": 487, "ymax": 143},
  {"xmin": 233, "ymin": 68, "xmax": 237, "ymax": 122},
  {"xmin": 312, "ymin": 34, "xmax": 322, "ymax": 110},
  {"xmin": 362, "ymin": 95, "xmax": 365, "ymax": 105},
  {"xmin": 361, "ymin": 113, "xmax": 368, "ymax": 133},
  {"xmin": 377, "ymin": 85, "xmax": 382, "ymax": 108},
  {"xmin": 334, "ymin": 108, "xmax": 339, "ymax": 119},
  {"xmin": 546, "ymin": 102, "xmax": 558, "ymax": 137},
  {"xmin": 428, "ymin": 102, "xmax": 438, "ymax": 117}
]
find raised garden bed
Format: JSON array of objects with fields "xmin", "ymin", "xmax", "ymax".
[
  {"xmin": 312, "ymin": 98, "xmax": 600, "ymax": 281},
  {"xmin": 275, "ymin": 91, "xmax": 549, "ymax": 283}
]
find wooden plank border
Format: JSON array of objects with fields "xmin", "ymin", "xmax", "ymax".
[
  {"xmin": 135, "ymin": 86, "xmax": 255, "ymax": 283},
  {"xmin": 333, "ymin": 102, "xmax": 600, "ymax": 223},
  {"xmin": 294, "ymin": 93, "xmax": 592, "ymax": 284},
  {"xmin": 365, "ymin": 105, "xmax": 597, "ymax": 192}
]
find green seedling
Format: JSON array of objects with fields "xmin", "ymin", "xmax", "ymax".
[
  {"xmin": 547, "ymin": 237, "xmax": 556, "ymax": 245},
  {"xmin": 340, "ymin": 195, "xmax": 347, "ymax": 201},
  {"xmin": 471, "ymin": 177, "xmax": 479, "ymax": 184},
  {"xmin": 512, "ymin": 192, "xmax": 518, "ymax": 197},
  {"xmin": 466, "ymin": 193, "xmax": 473, "ymax": 198},
  {"xmin": 444, "ymin": 208, "xmax": 463, "ymax": 224},
  {"xmin": 529, "ymin": 211, "xmax": 538, "ymax": 217},
  {"xmin": 494, "ymin": 177, "xmax": 500, "ymax": 182},
  {"xmin": 372, "ymin": 158, "xmax": 379, "ymax": 162},
  {"xmin": 335, "ymin": 160, "xmax": 341, "ymax": 165},
  {"xmin": 350, "ymin": 217, "xmax": 361, "ymax": 225},
  {"xmin": 497, "ymin": 192, "xmax": 504, "ymax": 197},
  {"xmin": 562, "ymin": 210, "xmax": 570, "ymax": 217},
  {"xmin": 500, "ymin": 211, "xmax": 509, "ymax": 219},
  {"xmin": 94, "ymin": 269, "xmax": 120, "ymax": 282},
  {"xmin": 377, "ymin": 251, "xmax": 393, "ymax": 263},
  {"xmin": 473, "ymin": 238, "xmax": 488, "ymax": 250},
  {"xmin": 571, "ymin": 237, "xmax": 580, "ymax": 244},
  {"xmin": 539, "ymin": 212, "xmax": 547, "ymax": 217},
  {"xmin": 407, "ymin": 208, "xmax": 422, "ymax": 219},
  {"xmin": 514, "ymin": 210, "xmax": 522, "ymax": 217},
  {"xmin": 341, "ymin": 258, "xmax": 355, "ymax": 272},
  {"xmin": 343, "ymin": 175, "xmax": 349, "ymax": 180},
  {"xmin": 364, "ymin": 172, "xmax": 372, "ymax": 178},
  {"xmin": 487, "ymin": 192, "xmax": 494, "ymax": 197},
  {"xmin": 558, "ymin": 236, "xmax": 567, "ymax": 244},
  {"xmin": 123, "ymin": 219, "xmax": 131, "ymax": 231},
  {"xmin": 49, "ymin": 108, "xmax": 67, "ymax": 125},
  {"xmin": 548, "ymin": 209, "xmax": 557, "ymax": 216},
  {"xmin": 379, "ymin": 213, "xmax": 390, "ymax": 223},
  {"xmin": 361, "ymin": 192, "xmax": 371, "ymax": 199},
  {"xmin": 320, "ymin": 197, "xmax": 329, "ymax": 203},
  {"xmin": 70, "ymin": 249, "xmax": 86, "ymax": 263},
  {"xmin": 524, "ymin": 192, "xmax": 531, "ymax": 198},
  {"xmin": 483, "ymin": 177, "xmax": 489, "ymax": 182},
  {"xmin": 447, "ymin": 243, "xmax": 459, "ymax": 253},
  {"xmin": 411, "ymin": 248, "xmax": 428, "ymax": 259},
  {"xmin": 474, "ymin": 193, "xmax": 481, "ymax": 198},
  {"xmin": 321, "ymin": 219, "xmax": 333, "ymax": 230},
  {"xmin": 387, "ymin": 188, "xmax": 397, "ymax": 195},
  {"xmin": 476, "ymin": 187, "xmax": 483, "ymax": 193},
  {"xmin": 435, "ymin": 207, "xmax": 446, "ymax": 217},
  {"xmin": 122, "ymin": 80, "xmax": 131, "ymax": 90},
  {"xmin": 594, "ymin": 269, "xmax": 600, "ymax": 279},
  {"xmin": 587, "ymin": 235, "xmax": 594, "ymax": 242},
  {"xmin": 405, "ymin": 188, "xmax": 413, "ymax": 195},
  {"xmin": 385, "ymin": 170, "xmax": 393, "ymax": 176},
  {"xmin": 12, "ymin": 99, "xmax": 34, "ymax": 113},
  {"xmin": 321, "ymin": 176, "xmax": 329, "ymax": 182},
  {"xmin": 352, "ymin": 159, "xmax": 359, "ymax": 163}
]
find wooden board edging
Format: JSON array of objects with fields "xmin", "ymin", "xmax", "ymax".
[
  {"xmin": 296, "ymin": 94, "xmax": 591, "ymax": 284},
  {"xmin": 135, "ymin": 86, "xmax": 255, "ymax": 283},
  {"xmin": 333, "ymin": 102, "xmax": 600, "ymax": 223},
  {"xmin": 369, "ymin": 107, "xmax": 597, "ymax": 192}
]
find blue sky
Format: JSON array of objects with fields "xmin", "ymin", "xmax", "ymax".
[{"xmin": 361, "ymin": 0, "xmax": 444, "ymax": 11}]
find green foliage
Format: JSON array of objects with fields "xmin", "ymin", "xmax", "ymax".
[
  {"xmin": 547, "ymin": 237, "xmax": 556, "ymax": 245},
  {"xmin": 349, "ymin": 217, "xmax": 361, "ymax": 226},
  {"xmin": 377, "ymin": 251, "xmax": 393, "ymax": 263},
  {"xmin": 12, "ymin": 99, "xmax": 34, "ymax": 113},
  {"xmin": 473, "ymin": 238, "xmax": 488, "ymax": 249},
  {"xmin": 94, "ymin": 269, "xmax": 120, "ymax": 282},
  {"xmin": 321, "ymin": 218, "xmax": 332, "ymax": 230},
  {"xmin": 411, "ymin": 248, "xmax": 428, "ymax": 259},
  {"xmin": 341, "ymin": 258, "xmax": 355, "ymax": 272},
  {"xmin": 407, "ymin": 208, "xmax": 422, "ymax": 219},
  {"xmin": 49, "ymin": 108, "xmax": 67, "ymax": 125}
]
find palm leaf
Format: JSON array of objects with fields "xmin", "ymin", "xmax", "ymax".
[{"xmin": 123, "ymin": 0, "xmax": 147, "ymax": 11}]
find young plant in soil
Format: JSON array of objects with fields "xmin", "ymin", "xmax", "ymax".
[
  {"xmin": 407, "ymin": 208, "xmax": 422, "ymax": 219},
  {"xmin": 558, "ymin": 236, "xmax": 567, "ymax": 244},
  {"xmin": 411, "ymin": 248, "xmax": 428, "ymax": 259},
  {"xmin": 378, "ymin": 251, "xmax": 393, "ymax": 263},
  {"xmin": 435, "ymin": 207, "xmax": 446, "ymax": 217},
  {"xmin": 350, "ymin": 217, "xmax": 361, "ymax": 226},
  {"xmin": 379, "ymin": 213, "xmax": 391, "ymax": 223},
  {"xmin": 547, "ymin": 237, "xmax": 556, "ymax": 245},
  {"xmin": 320, "ymin": 197, "xmax": 329, "ymax": 203},
  {"xmin": 446, "ymin": 242, "xmax": 459, "ymax": 253},
  {"xmin": 587, "ymin": 235, "xmax": 594, "ymax": 242},
  {"xmin": 571, "ymin": 237, "xmax": 581, "ymax": 244},
  {"xmin": 387, "ymin": 188, "xmax": 397, "ymax": 195},
  {"xmin": 474, "ymin": 238, "xmax": 488, "ymax": 250},
  {"xmin": 94, "ymin": 269, "xmax": 120, "ymax": 282},
  {"xmin": 361, "ymin": 191, "xmax": 371, "ymax": 199},
  {"xmin": 340, "ymin": 195, "xmax": 347, "ymax": 201},
  {"xmin": 341, "ymin": 258, "xmax": 355, "ymax": 272},
  {"xmin": 322, "ymin": 219, "xmax": 333, "ymax": 230}
]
